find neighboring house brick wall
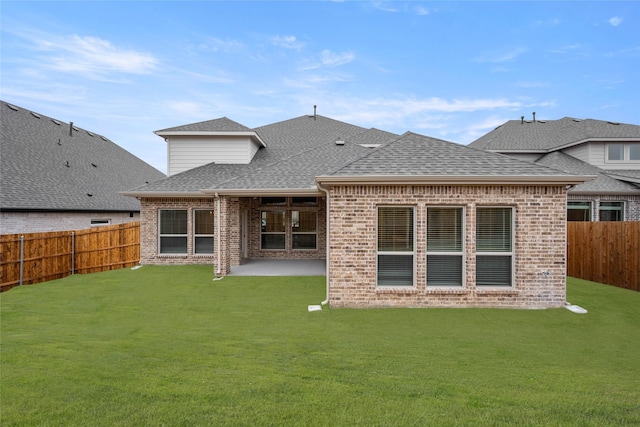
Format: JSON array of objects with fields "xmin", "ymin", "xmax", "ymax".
[
  {"xmin": 327, "ymin": 185, "xmax": 568, "ymax": 309},
  {"xmin": 568, "ymin": 194, "xmax": 640, "ymax": 221},
  {"xmin": 0, "ymin": 211, "xmax": 139, "ymax": 234}
]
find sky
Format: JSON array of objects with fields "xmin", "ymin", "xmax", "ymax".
[{"xmin": 1, "ymin": 1, "xmax": 639, "ymax": 174}]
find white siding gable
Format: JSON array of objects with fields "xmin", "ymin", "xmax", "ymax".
[{"xmin": 167, "ymin": 136, "xmax": 261, "ymax": 176}]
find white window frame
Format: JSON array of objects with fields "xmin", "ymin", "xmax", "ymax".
[
  {"xmin": 599, "ymin": 201, "xmax": 625, "ymax": 222},
  {"xmin": 606, "ymin": 143, "xmax": 640, "ymax": 163},
  {"xmin": 475, "ymin": 206, "xmax": 515, "ymax": 288},
  {"xmin": 193, "ymin": 209, "xmax": 215, "ymax": 255},
  {"xmin": 158, "ymin": 209, "xmax": 188, "ymax": 255},
  {"xmin": 426, "ymin": 206, "xmax": 465, "ymax": 287},
  {"xmin": 567, "ymin": 201, "xmax": 593, "ymax": 222},
  {"xmin": 376, "ymin": 206, "xmax": 416, "ymax": 288}
]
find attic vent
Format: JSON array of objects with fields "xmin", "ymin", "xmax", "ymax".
[
  {"xmin": 87, "ymin": 131, "xmax": 94, "ymax": 137},
  {"xmin": 607, "ymin": 121, "xmax": 620, "ymax": 125},
  {"xmin": 101, "ymin": 136, "xmax": 108, "ymax": 141},
  {"xmin": 31, "ymin": 112, "xmax": 41, "ymax": 119},
  {"xmin": 91, "ymin": 163, "xmax": 97, "ymax": 167},
  {"xmin": 87, "ymin": 193, "xmax": 93, "ymax": 197},
  {"xmin": 538, "ymin": 120, "xmax": 547, "ymax": 123},
  {"xmin": 51, "ymin": 119, "xmax": 61, "ymax": 125},
  {"xmin": 73, "ymin": 126, "xmax": 79, "ymax": 131},
  {"xmin": 335, "ymin": 137, "xmax": 345, "ymax": 146},
  {"xmin": 6, "ymin": 103, "xmax": 18, "ymax": 111},
  {"xmin": 572, "ymin": 119, "xmax": 582, "ymax": 122}
]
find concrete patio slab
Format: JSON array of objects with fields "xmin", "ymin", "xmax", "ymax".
[{"xmin": 227, "ymin": 259, "xmax": 326, "ymax": 276}]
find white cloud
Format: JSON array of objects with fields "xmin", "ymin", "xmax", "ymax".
[
  {"xmin": 609, "ymin": 16, "xmax": 623, "ymax": 26},
  {"xmin": 35, "ymin": 34, "xmax": 158, "ymax": 76},
  {"xmin": 474, "ymin": 47, "xmax": 527, "ymax": 63},
  {"xmin": 414, "ymin": 6, "xmax": 430, "ymax": 16},
  {"xmin": 299, "ymin": 49, "xmax": 355, "ymax": 70},
  {"xmin": 271, "ymin": 35, "xmax": 304, "ymax": 50}
]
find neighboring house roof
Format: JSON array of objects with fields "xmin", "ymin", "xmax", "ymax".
[
  {"xmin": 318, "ymin": 132, "xmax": 589, "ymax": 185},
  {"xmin": 125, "ymin": 114, "xmax": 591, "ymax": 198},
  {"xmin": 469, "ymin": 117, "xmax": 640, "ymax": 152},
  {"xmin": 156, "ymin": 117, "xmax": 253, "ymax": 133},
  {"xmin": 1, "ymin": 101, "xmax": 166, "ymax": 212},
  {"xmin": 536, "ymin": 152, "xmax": 640, "ymax": 194}
]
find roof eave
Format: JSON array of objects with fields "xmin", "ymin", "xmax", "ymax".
[
  {"xmin": 154, "ymin": 130, "xmax": 267, "ymax": 148},
  {"xmin": 316, "ymin": 175, "xmax": 596, "ymax": 186},
  {"xmin": 120, "ymin": 190, "xmax": 210, "ymax": 198},
  {"xmin": 201, "ymin": 188, "xmax": 322, "ymax": 197}
]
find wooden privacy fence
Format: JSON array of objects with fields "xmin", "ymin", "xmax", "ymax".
[
  {"xmin": 567, "ymin": 221, "xmax": 640, "ymax": 292},
  {"xmin": 0, "ymin": 222, "xmax": 140, "ymax": 292}
]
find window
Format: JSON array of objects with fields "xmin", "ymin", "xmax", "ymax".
[
  {"xmin": 261, "ymin": 197, "xmax": 286, "ymax": 205},
  {"xmin": 476, "ymin": 207, "xmax": 513, "ymax": 287},
  {"xmin": 159, "ymin": 210, "xmax": 187, "ymax": 254},
  {"xmin": 292, "ymin": 211, "xmax": 317, "ymax": 250},
  {"xmin": 599, "ymin": 202, "xmax": 624, "ymax": 222},
  {"xmin": 630, "ymin": 144, "xmax": 640, "ymax": 161},
  {"xmin": 567, "ymin": 201, "xmax": 592, "ymax": 221},
  {"xmin": 427, "ymin": 207, "xmax": 464, "ymax": 287},
  {"xmin": 90, "ymin": 219, "xmax": 111, "ymax": 227},
  {"xmin": 261, "ymin": 211, "xmax": 286, "ymax": 249},
  {"xmin": 194, "ymin": 210, "xmax": 214, "ymax": 254},
  {"xmin": 292, "ymin": 197, "xmax": 318, "ymax": 205},
  {"xmin": 607, "ymin": 144, "xmax": 624, "ymax": 161},
  {"xmin": 377, "ymin": 207, "xmax": 414, "ymax": 287}
]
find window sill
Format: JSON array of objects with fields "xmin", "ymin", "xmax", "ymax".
[
  {"xmin": 158, "ymin": 254, "xmax": 188, "ymax": 258},
  {"xmin": 426, "ymin": 287, "xmax": 468, "ymax": 294},
  {"xmin": 475, "ymin": 287, "xmax": 517, "ymax": 294},
  {"xmin": 376, "ymin": 286, "xmax": 419, "ymax": 294}
]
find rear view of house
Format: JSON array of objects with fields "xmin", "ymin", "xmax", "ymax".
[{"xmin": 124, "ymin": 113, "xmax": 591, "ymax": 309}]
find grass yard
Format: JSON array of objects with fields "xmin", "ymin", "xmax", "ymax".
[{"xmin": 1, "ymin": 266, "xmax": 639, "ymax": 426}]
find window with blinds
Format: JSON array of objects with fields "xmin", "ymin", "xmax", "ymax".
[
  {"xmin": 194, "ymin": 210, "xmax": 214, "ymax": 254},
  {"xmin": 159, "ymin": 210, "xmax": 188, "ymax": 254},
  {"xmin": 377, "ymin": 206, "xmax": 414, "ymax": 287},
  {"xmin": 476, "ymin": 207, "xmax": 513, "ymax": 287},
  {"xmin": 427, "ymin": 207, "xmax": 464, "ymax": 286}
]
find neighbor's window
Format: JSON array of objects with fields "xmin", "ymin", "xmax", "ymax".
[
  {"xmin": 427, "ymin": 207, "xmax": 464, "ymax": 287},
  {"xmin": 159, "ymin": 210, "xmax": 187, "ymax": 254},
  {"xmin": 377, "ymin": 206, "xmax": 415, "ymax": 287},
  {"xmin": 607, "ymin": 144, "xmax": 625, "ymax": 161},
  {"xmin": 194, "ymin": 210, "xmax": 214, "ymax": 254},
  {"xmin": 630, "ymin": 144, "xmax": 640, "ymax": 161},
  {"xmin": 567, "ymin": 201, "xmax": 592, "ymax": 221},
  {"xmin": 292, "ymin": 211, "xmax": 317, "ymax": 250},
  {"xmin": 90, "ymin": 219, "xmax": 111, "ymax": 227},
  {"xmin": 599, "ymin": 202, "xmax": 624, "ymax": 222},
  {"xmin": 261, "ymin": 211, "xmax": 286, "ymax": 249},
  {"xmin": 476, "ymin": 207, "xmax": 513, "ymax": 287}
]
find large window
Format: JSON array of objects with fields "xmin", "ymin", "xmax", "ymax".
[
  {"xmin": 567, "ymin": 201, "xmax": 592, "ymax": 221},
  {"xmin": 194, "ymin": 210, "xmax": 214, "ymax": 254},
  {"xmin": 630, "ymin": 143, "xmax": 640, "ymax": 161},
  {"xmin": 607, "ymin": 143, "xmax": 640, "ymax": 162},
  {"xmin": 427, "ymin": 207, "xmax": 464, "ymax": 287},
  {"xmin": 292, "ymin": 211, "xmax": 317, "ymax": 250},
  {"xmin": 377, "ymin": 206, "xmax": 414, "ymax": 287},
  {"xmin": 159, "ymin": 210, "xmax": 187, "ymax": 254},
  {"xmin": 261, "ymin": 211, "xmax": 286, "ymax": 249},
  {"xmin": 599, "ymin": 202, "xmax": 624, "ymax": 222},
  {"xmin": 476, "ymin": 207, "xmax": 513, "ymax": 287},
  {"xmin": 607, "ymin": 144, "xmax": 624, "ymax": 161}
]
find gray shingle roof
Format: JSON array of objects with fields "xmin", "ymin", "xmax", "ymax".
[
  {"xmin": 130, "ymin": 114, "xmax": 379, "ymax": 193},
  {"xmin": 535, "ymin": 152, "xmax": 640, "ymax": 193},
  {"xmin": 1, "ymin": 101, "xmax": 166, "ymax": 211},
  {"xmin": 331, "ymin": 132, "xmax": 576, "ymax": 177},
  {"xmin": 156, "ymin": 117, "xmax": 252, "ymax": 133},
  {"xmin": 469, "ymin": 117, "xmax": 640, "ymax": 152}
]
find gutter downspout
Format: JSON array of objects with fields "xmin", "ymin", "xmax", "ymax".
[
  {"xmin": 215, "ymin": 193, "xmax": 221, "ymax": 276},
  {"xmin": 317, "ymin": 183, "xmax": 330, "ymax": 306}
]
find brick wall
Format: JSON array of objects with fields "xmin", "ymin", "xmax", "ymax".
[
  {"xmin": 327, "ymin": 185, "xmax": 569, "ymax": 309},
  {"xmin": 1, "ymin": 211, "xmax": 139, "ymax": 234},
  {"xmin": 140, "ymin": 197, "xmax": 218, "ymax": 267}
]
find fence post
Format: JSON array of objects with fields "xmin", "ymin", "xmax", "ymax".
[
  {"xmin": 19, "ymin": 235, "xmax": 24, "ymax": 286},
  {"xmin": 71, "ymin": 232, "xmax": 75, "ymax": 275}
]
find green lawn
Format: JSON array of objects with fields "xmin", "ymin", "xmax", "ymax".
[{"xmin": 1, "ymin": 266, "xmax": 639, "ymax": 426}]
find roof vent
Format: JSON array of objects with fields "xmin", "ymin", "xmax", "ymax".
[
  {"xmin": 6, "ymin": 103, "xmax": 18, "ymax": 111},
  {"xmin": 31, "ymin": 112, "xmax": 41, "ymax": 119},
  {"xmin": 87, "ymin": 131, "xmax": 94, "ymax": 137},
  {"xmin": 87, "ymin": 193, "xmax": 93, "ymax": 197},
  {"xmin": 52, "ymin": 119, "xmax": 61, "ymax": 125},
  {"xmin": 607, "ymin": 121, "xmax": 620, "ymax": 125},
  {"xmin": 335, "ymin": 137, "xmax": 345, "ymax": 146},
  {"xmin": 69, "ymin": 122, "xmax": 74, "ymax": 136}
]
